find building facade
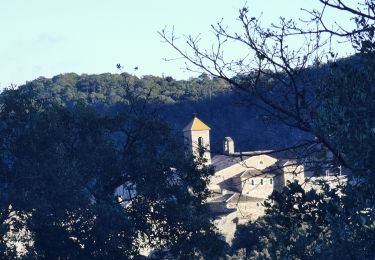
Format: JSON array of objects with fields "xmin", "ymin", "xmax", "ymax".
[{"xmin": 183, "ymin": 116, "xmax": 345, "ymax": 242}]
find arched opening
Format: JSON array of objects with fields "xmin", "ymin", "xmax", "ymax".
[{"xmin": 197, "ymin": 137, "xmax": 204, "ymax": 157}]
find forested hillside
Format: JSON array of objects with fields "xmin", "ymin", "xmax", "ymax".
[{"xmin": 16, "ymin": 72, "xmax": 306, "ymax": 153}]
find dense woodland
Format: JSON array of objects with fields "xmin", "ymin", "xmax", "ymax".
[
  {"xmin": 1, "ymin": 0, "xmax": 375, "ymax": 259},
  {"xmin": 16, "ymin": 71, "xmax": 309, "ymax": 153},
  {"xmin": 1, "ymin": 52, "xmax": 373, "ymax": 259}
]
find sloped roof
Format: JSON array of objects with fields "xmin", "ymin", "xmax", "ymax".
[
  {"xmin": 207, "ymin": 193, "xmax": 233, "ymax": 203},
  {"xmin": 183, "ymin": 116, "xmax": 211, "ymax": 131},
  {"xmin": 217, "ymin": 172, "xmax": 243, "ymax": 193},
  {"xmin": 226, "ymin": 193, "xmax": 265, "ymax": 204},
  {"xmin": 212, "ymin": 150, "xmax": 295, "ymax": 173},
  {"xmin": 240, "ymin": 169, "xmax": 276, "ymax": 178},
  {"xmin": 211, "ymin": 155, "xmax": 251, "ymax": 172}
]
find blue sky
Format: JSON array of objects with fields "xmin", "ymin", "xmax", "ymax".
[{"xmin": 0, "ymin": 0, "xmax": 355, "ymax": 88}]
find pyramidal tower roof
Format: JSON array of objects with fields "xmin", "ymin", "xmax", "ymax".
[{"xmin": 183, "ymin": 116, "xmax": 211, "ymax": 132}]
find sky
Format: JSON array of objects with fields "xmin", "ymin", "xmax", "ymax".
[{"xmin": 0, "ymin": 0, "xmax": 355, "ymax": 88}]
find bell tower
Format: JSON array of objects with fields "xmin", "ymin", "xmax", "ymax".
[
  {"xmin": 183, "ymin": 116, "xmax": 211, "ymax": 165},
  {"xmin": 223, "ymin": 137, "xmax": 234, "ymax": 155}
]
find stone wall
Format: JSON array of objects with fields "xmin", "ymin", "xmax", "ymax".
[
  {"xmin": 241, "ymin": 177, "xmax": 274, "ymax": 198},
  {"xmin": 283, "ymin": 162, "xmax": 305, "ymax": 185}
]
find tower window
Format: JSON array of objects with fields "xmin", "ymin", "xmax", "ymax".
[
  {"xmin": 260, "ymin": 179, "xmax": 263, "ymax": 185},
  {"xmin": 270, "ymin": 179, "xmax": 273, "ymax": 185},
  {"xmin": 198, "ymin": 137, "xmax": 203, "ymax": 147},
  {"xmin": 251, "ymin": 179, "xmax": 254, "ymax": 185},
  {"xmin": 197, "ymin": 137, "xmax": 204, "ymax": 157}
]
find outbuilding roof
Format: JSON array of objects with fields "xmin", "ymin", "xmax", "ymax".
[{"xmin": 226, "ymin": 193, "xmax": 265, "ymax": 204}]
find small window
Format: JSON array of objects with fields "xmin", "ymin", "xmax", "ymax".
[
  {"xmin": 260, "ymin": 179, "xmax": 263, "ymax": 185},
  {"xmin": 259, "ymin": 160, "xmax": 263, "ymax": 165},
  {"xmin": 270, "ymin": 179, "xmax": 273, "ymax": 185},
  {"xmin": 251, "ymin": 179, "xmax": 254, "ymax": 185},
  {"xmin": 256, "ymin": 203, "xmax": 259, "ymax": 207}
]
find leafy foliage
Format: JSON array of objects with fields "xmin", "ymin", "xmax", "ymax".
[
  {"xmin": 0, "ymin": 88, "xmax": 225, "ymax": 258},
  {"xmin": 230, "ymin": 55, "xmax": 375, "ymax": 259},
  {"xmin": 231, "ymin": 181, "xmax": 375, "ymax": 259},
  {"xmin": 22, "ymin": 72, "xmax": 229, "ymax": 107},
  {"xmin": 315, "ymin": 54, "xmax": 375, "ymax": 178}
]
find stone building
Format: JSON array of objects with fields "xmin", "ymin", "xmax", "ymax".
[
  {"xmin": 182, "ymin": 116, "xmax": 211, "ymax": 165},
  {"xmin": 183, "ymin": 116, "xmax": 344, "ymax": 242}
]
